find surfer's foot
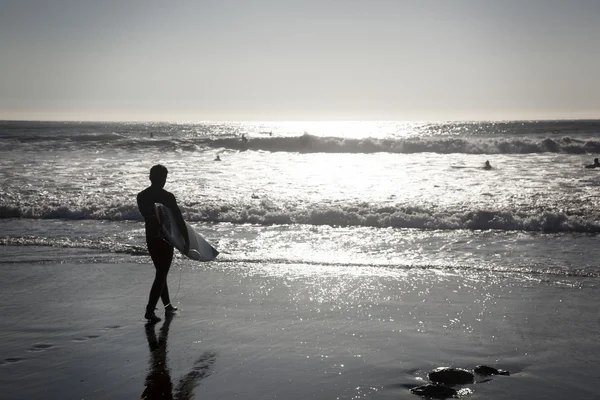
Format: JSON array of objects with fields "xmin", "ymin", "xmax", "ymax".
[
  {"xmin": 145, "ymin": 306, "xmax": 162, "ymax": 324},
  {"xmin": 165, "ymin": 304, "xmax": 178, "ymax": 314}
]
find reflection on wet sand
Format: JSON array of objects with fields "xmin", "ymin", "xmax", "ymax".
[{"xmin": 142, "ymin": 314, "xmax": 216, "ymax": 399}]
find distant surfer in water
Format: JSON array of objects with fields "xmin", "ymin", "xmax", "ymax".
[
  {"xmin": 214, "ymin": 154, "xmax": 221, "ymax": 161},
  {"xmin": 137, "ymin": 164, "xmax": 189, "ymax": 324},
  {"xmin": 241, "ymin": 134, "xmax": 249, "ymax": 143},
  {"xmin": 483, "ymin": 160, "xmax": 492, "ymax": 170},
  {"xmin": 585, "ymin": 158, "xmax": 600, "ymax": 168}
]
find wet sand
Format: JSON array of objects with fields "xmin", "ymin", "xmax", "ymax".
[{"xmin": 1, "ymin": 252, "xmax": 600, "ymax": 399}]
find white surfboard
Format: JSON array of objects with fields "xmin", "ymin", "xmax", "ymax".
[{"xmin": 154, "ymin": 203, "xmax": 219, "ymax": 262}]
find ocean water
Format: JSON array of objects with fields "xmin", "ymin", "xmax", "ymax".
[
  {"xmin": 3, "ymin": 120, "xmax": 600, "ymax": 399},
  {"xmin": 2, "ymin": 120, "xmax": 600, "ymax": 279}
]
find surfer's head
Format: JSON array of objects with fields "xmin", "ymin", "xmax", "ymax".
[{"xmin": 149, "ymin": 164, "xmax": 168, "ymax": 188}]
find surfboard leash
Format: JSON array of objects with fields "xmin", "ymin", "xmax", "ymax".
[{"xmin": 171, "ymin": 258, "xmax": 183, "ymax": 304}]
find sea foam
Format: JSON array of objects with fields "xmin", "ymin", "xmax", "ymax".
[
  {"xmin": 2, "ymin": 202, "xmax": 599, "ymax": 233},
  {"xmin": 4, "ymin": 132, "xmax": 600, "ymax": 155}
]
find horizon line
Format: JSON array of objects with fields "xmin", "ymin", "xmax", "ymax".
[{"xmin": 2, "ymin": 117, "xmax": 600, "ymax": 124}]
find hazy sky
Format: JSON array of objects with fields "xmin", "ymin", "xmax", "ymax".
[{"xmin": 1, "ymin": 0, "xmax": 599, "ymax": 121}]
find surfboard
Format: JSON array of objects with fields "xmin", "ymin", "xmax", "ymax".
[{"xmin": 154, "ymin": 203, "xmax": 219, "ymax": 262}]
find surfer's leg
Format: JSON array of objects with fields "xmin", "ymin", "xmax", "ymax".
[
  {"xmin": 145, "ymin": 239, "xmax": 172, "ymax": 321},
  {"xmin": 159, "ymin": 248, "xmax": 174, "ymax": 307},
  {"xmin": 147, "ymin": 267, "xmax": 168, "ymax": 313},
  {"xmin": 160, "ymin": 284, "xmax": 171, "ymax": 306}
]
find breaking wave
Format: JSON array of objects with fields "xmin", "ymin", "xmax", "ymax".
[
  {"xmin": 211, "ymin": 134, "xmax": 600, "ymax": 155},
  {"xmin": 3, "ymin": 119, "xmax": 600, "ymax": 154},
  {"xmin": 2, "ymin": 202, "xmax": 599, "ymax": 233},
  {"xmin": 4, "ymin": 132, "xmax": 600, "ymax": 155},
  {"xmin": 0, "ymin": 235, "xmax": 147, "ymax": 256}
]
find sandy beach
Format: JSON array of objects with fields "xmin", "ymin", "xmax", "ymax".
[{"xmin": 2, "ymin": 247, "xmax": 599, "ymax": 400}]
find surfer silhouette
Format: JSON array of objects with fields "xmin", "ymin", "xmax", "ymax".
[
  {"xmin": 585, "ymin": 158, "xmax": 600, "ymax": 168},
  {"xmin": 142, "ymin": 313, "xmax": 216, "ymax": 399},
  {"xmin": 483, "ymin": 160, "xmax": 492, "ymax": 170},
  {"xmin": 137, "ymin": 164, "xmax": 189, "ymax": 323},
  {"xmin": 214, "ymin": 154, "xmax": 221, "ymax": 161}
]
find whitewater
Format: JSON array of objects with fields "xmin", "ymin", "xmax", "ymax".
[{"xmin": 2, "ymin": 120, "xmax": 600, "ymax": 277}]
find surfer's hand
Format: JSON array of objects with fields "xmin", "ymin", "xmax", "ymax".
[{"xmin": 183, "ymin": 241, "xmax": 190, "ymax": 254}]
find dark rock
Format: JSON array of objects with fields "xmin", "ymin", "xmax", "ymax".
[
  {"xmin": 474, "ymin": 365, "xmax": 510, "ymax": 376},
  {"xmin": 428, "ymin": 367, "xmax": 474, "ymax": 385},
  {"xmin": 410, "ymin": 384, "xmax": 458, "ymax": 399}
]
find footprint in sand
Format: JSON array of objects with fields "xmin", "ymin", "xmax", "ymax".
[
  {"xmin": 72, "ymin": 325, "xmax": 122, "ymax": 342},
  {"xmin": 6, "ymin": 325, "xmax": 127, "ymax": 366},
  {"xmin": 0, "ymin": 357, "xmax": 26, "ymax": 366},
  {"xmin": 101, "ymin": 325, "xmax": 121, "ymax": 331},
  {"xmin": 70, "ymin": 325, "xmax": 121, "ymax": 342},
  {"xmin": 28, "ymin": 344, "xmax": 55, "ymax": 352},
  {"xmin": 71, "ymin": 335, "xmax": 101, "ymax": 342}
]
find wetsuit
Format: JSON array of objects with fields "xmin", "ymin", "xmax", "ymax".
[{"xmin": 137, "ymin": 186, "xmax": 189, "ymax": 314}]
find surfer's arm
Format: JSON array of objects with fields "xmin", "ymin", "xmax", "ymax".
[
  {"xmin": 136, "ymin": 190, "xmax": 154, "ymax": 219},
  {"xmin": 136, "ymin": 192, "xmax": 144, "ymax": 216}
]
